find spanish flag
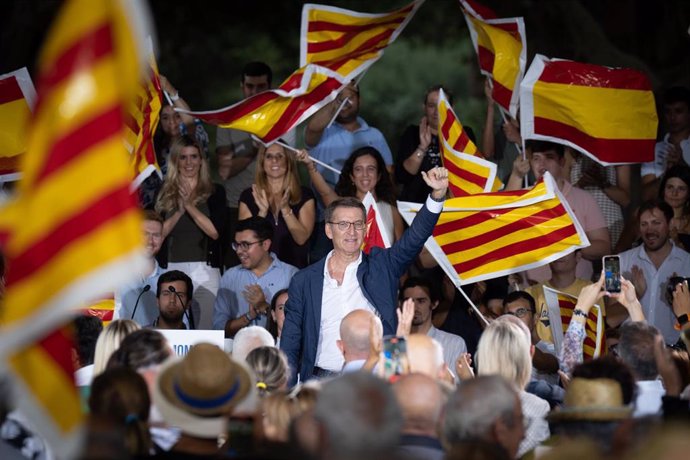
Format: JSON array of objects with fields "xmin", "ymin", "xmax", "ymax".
[
  {"xmin": 463, "ymin": 9, "xmax": 526, "ymax": 117},
  {"xmin": 398, "ymin": 172, "xmax": 589, "ymax": 285},
  {"xmin": 520, "ymin": 54, "xmax": 657, "ymax": 165},
  {"xmin": 125, "ymin": 39, "xmax": 163, "ymax": 189},
  {"xmin": 361, "ymin": 191, "xmax": 391, "ymax": 254},
  {"xmin": 543, "ymin": 286, "xmax": 605, "ymax": 360},
  {"xmin": 437, "ymin": 89, "xmax": 501, "ymax": 195},
  {"xmin": 0, "ymin": 0, "xmax": 150, "ymax": 455},
  {"xmin": 300, "ymin": 0, "xmax": 425, "ymax": 81},
  {"xmin": 182, "ymin": 64, "xmax": 346, "ymax": 145},
  {"xmin": 0, "ymin": 68, "xmax": 36, "ymax": 180}
]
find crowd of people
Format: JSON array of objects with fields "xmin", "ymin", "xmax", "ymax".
[{"xmin": 2, "ymin": 60, "xmax": 690, "ymax": 459}]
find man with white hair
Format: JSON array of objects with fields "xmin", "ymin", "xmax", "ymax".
[
  {"xmin": 337, "ymin": 309, "xmax": 382, "ymax": 373},
  {"xmin": 406, "ymin": 334, "xmax": 446, "ymax": 380},
  {"xmin": 232, "ymin": 325, "xmax": 275, "ymax": 362}
]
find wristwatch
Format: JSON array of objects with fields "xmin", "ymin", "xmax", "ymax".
[
  {"xmin": 244, "ymin": 312, "xmax": 253, "ymax": 323},
  {"xmin": 678, "ymin": 314, "xmax": 689, "ymax": 327}
]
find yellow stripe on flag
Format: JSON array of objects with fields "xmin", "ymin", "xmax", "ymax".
[{"xmin": 0, "ymin": 99, "xmax": 32, "ymax": 157}]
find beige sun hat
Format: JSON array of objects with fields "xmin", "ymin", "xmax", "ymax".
[
  {"xmin": 153, "ymin": 343, "xmax": 255, "ymax": 438},
  {"xmin": 548, "ymin": 377, "xmax": 633, "ymax": 422}
]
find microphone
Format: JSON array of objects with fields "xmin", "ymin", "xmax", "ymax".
[
  {"xmin": 169, "ymin": 285, "xmax": 195, "ymax": 329},
  {"xmin": 130, "ymin": 284, "xmax": 151, "ymax": 321}
]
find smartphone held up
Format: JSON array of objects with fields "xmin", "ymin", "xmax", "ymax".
[{"xmin": 603, "ymin": 255, "xmax": 621, "ymax": 294}]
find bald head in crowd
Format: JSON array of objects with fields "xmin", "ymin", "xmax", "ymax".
[
  {"xmin": 337, "ymin": 309, "xmax": 382, "ymax": 364},
  {"xmin": 393, "ymin": 373, "xmax": 446, "ymax": 437},
  {"xmin": 407, "ymin": 334, "xmax": 445, "ymax": 379}
]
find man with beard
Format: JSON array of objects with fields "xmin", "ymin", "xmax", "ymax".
[
  {"xmin": 213, "ymin": 217, "xmax": 297, "ymax": 338},
  {"xmin": 400, "ymin": 277, "xmax": 467, "ymax": 373},
  {"xmin": 152, "ymin": 270, "xmax": 194, "ymax": 330},
  {"xmin": 616, "ymin": 199, "xmax": 690, "ymax": 343}
]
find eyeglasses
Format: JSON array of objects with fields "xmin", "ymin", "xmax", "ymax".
[
  {"xmin": 506, "ymin": 307, "xmax": 532, "ymax": 318},
  {"xmin": 232, "ymin": 240, "xmax": 265, "ymax": 251},
  {"xmin": 328, "ymin": 220, "xmax": 366, "ymax": 231}
]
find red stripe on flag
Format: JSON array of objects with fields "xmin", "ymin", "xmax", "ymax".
[
  {"xmin": 492, "ymin": 80, "xmax": 514, "ymax": 113},
  {"xmin": 35, "ymin": 105, "xmax": 123, "ymax": 185},
  {"xmin": 539, "ymin": 61, "xmax": 652, "ymax": 90},
  {"xmin": 440, "ymin": 110, "xmax": 458, "ymax": 139},
  {"xmin": 433, "ymin": 207, "xmax": 513, "ymax": 236},
  {"xmin": 477, "ymin": 45, "xmax": 495, "ymax": 74},
  {"xmin": 441, "ymin": 204, "xmax": 568, "ymax": 253},
  {"xmin": 307, "ymin": 22, "xmax": 401, "ymax": 54},
  {"xmin": 5, "ymin": 184, "xmax": 136, "ymax": 286},
  {"xmin": 463, "ymin": 0, "xmax": 498, "ymax": 19},
  {"xmin": 534, "ymin": 117, "xmax": 655, "ymax": 163},
  {"xmin": 307, "ymin": 5, "xmax": 413, "ymax": 33},
  {"xmin": 0, "ymin": 76, "xmax": 24, "ymax": 104},
  {"xmin": 443, "ymin": 154, "xmax": 488, "ymax": 189},
  {"xmin": 263, "ymin": 76, "xmax": 342, "ymax": 142},
  {"xmin": 35, "ymin": 23, "xmax": 113, "ymax": 109},
  {"xmin": 452, "ymin": 130, "xmax": 472, "ymax": 152},
  {"xmin": 452, "ymin": 224, "xmax": 577, "ymax": 275},
  {"xmin": 193, "ymin": 91, "xmax": 281, "ymax": 125},
  {"xmin": 124, "ymin": 111, "xmax": 140, "ymax": 136},
  {"xmin": 38, "ymin": 327, "xmax": 75, "ymax": 383}
]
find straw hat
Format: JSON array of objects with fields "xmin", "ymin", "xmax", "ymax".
[
  {"xmin": 153, "ymin": 343, "xmax": 254, "ymax": 438},
  {"xmin": 548, "ymin": 377, "xmax": 632, "ymax": 422}
]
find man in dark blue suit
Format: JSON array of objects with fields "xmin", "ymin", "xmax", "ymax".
[{"xmin": 281, "ymin": 167, "xmax": 449, "ymax": 384}]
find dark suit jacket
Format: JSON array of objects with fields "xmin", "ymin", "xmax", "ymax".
[{"xmin": 280, "ymin": 202, "xmax": 440, "ymax": 384}]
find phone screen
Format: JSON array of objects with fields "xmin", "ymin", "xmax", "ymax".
[
  {"xmin": 604, "ymin": 256, "xmax": 621, "ymax": 293},
  {"xmin": 382, "ymin": 336, "xmax": 409, "ymax": 381}
]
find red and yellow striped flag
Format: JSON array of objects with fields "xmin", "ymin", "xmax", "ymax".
[
  {"xmin": 0, "ymin": 68, "xmax": 37, "ymax": 180},
  {"xmin": 520, "ymin": 55, "xmax": 657, "ymax": 166},
  {"xmin": 83, "ymin": 293, "xmax": 116, "ymax": 326},
  {"xmin": 0, "ymin": 0, "xmax": 150, "ymax": 455},
  {"xmin": 184, "ymin": 65, "xmax": 346, "ymax": 144},
  {"xmin": 300, "ymin": 1, "xmax": 425, "ymax": 80},
  {"xmin": 459, "ymin": 0, "xmax": 498, "ymax": 20},
  {"xmin": 543, "ymin": 286, "xmax": 605, "ymax": 359},
  {"xmin": 462, "ymin": 9, "xmax": 526, "ymax": 117},
  {"xmin": 125, "ymin": 40, "xmax": 162, "ymax": 189},
  {"xmin": 399, "ymin": 173, "xmax": 589, "ymax": 285},
  {"xmin": 437, "ymin": 89, "xmax": 502, "ymax": 196}
]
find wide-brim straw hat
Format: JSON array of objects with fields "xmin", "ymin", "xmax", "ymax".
[
  {"xmin": 548, "ymin": 377, "xmax": 633, "ymax": 422},
  {"xmin": 153, "ymin": 342, "xmax": 254, "ymax": 438}
]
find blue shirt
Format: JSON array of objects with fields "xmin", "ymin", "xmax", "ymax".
[
  {"xmin": 115, "ymin": 261, "xmax": 165, "ymax": 326},
  {"xmin": 307, "ymin": 116, "xmax": 393, "ymax": 189},
  {"xmin": 213, "ymin": 253, "xmax": 298, "ymax": 330}
]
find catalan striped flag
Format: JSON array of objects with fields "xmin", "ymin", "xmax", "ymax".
[
  {"xmin": 0, "ymin": 68, "xmax": 37, "ymax": 180},
  {"xmin": 83, "ymin": 293, "xmax": 116, "ymax": 326},
  {"xmin": 459, "ymin": 0, "xmax": 497, "ymax": 20},
  {"xmin": 300, "ymin": 1, "xmax": 425, "ymax": 81},
  {"xmin": 437, "ymin": 89, "xmax": 502, "ymax": 195},
  {"xmin": 125, "ymin": 40, "xmax": 162, "ymax": 189},
  {"xmin": 398, "ymin": 172, "xmax": 589, "ymax": 285},
  {"xmin": 462, "ymin": 9, "xmax": 526, "ymax": 117},
  {"xmin": 183, "ymin": 64, "xmax": 347, "ymax": 145},
  {"xmin": 520, "ymin": 54, "xmax": 657, "ymax": 166},
  {"xmin": 543, "ymin": 286, "xmax": 605, "ymax": 359},
  {"xmin": 361, "ymin": 191, "xmax": 391, "ymax": 254},
  {"xmin": 0, "ymin": 0, "xmax": 150, "ymax": 456}
]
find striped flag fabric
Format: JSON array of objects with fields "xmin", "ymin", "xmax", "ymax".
[
  {"xmin": 181, "ymin": 64, "xmax": 346, "ymax": 145},
  {"xmin": 543, "ymin": 286, "xmax": 605, "ymax": 359},
  {"xmin": 437, "ymin": 89, "xmax": 502, "ymax": 195},
  {"xmin": 0, "ymin": 0, "xmax": 150, "ymax": 455},
  {"xmin": 459, "ymin": 0, "xmax": 498, "ymax": 20},
  {"xmin": 520, "ymin": 54, "xmax": 657, "ymax": 165},
  {"xmin": 300, "ymin": 1, "xmax": 425, "ymax": 81},
  {"xmin": 361, "ymin": 191, "xmax": 391, "ymax": 254},
  {"xmin": 125, "ymin": 40, "xmax": 163, "ymax": 189},
  {"xmin": 83, "ymin": 293, "xmax": 116, "ymax": 326},
  {"xmin": 462, "ymin": 9, "xmax": 526, "ymax": 117},
  {"xmin": 0, "ymin": 67, "xmax": 37, "ymax": 181},
  {"xmin": 398, "ymin": 172, "xmax": 589, "ymax": 285}
]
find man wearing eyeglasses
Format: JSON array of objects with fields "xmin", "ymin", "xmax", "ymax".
[
  {"xmin": 213, "ymin": 216, "xmax": 298, "ymax": 338},
  {"xmin": 281, "ymin": 167, "xmax": 449, "ymax": 384}
]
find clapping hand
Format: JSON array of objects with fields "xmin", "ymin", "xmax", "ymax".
[
  {"xmin": 243, "ymin": 284, "xmax": 268, "ymax": 316},
  {"xmin": 396, "ymin": 298, "xmax": 414, "ymax": 337},
  {"xmin": 252, "ymin": 184, "xmax": 270, "ymax": 217},
  {"xmin": 419, "ymin": 116, "xmax": 432, "ymax": 151}
]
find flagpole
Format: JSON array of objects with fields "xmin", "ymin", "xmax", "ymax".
[
  {"xmin": 455, "ymin": 284, "xmax": 490, "ymax": 327},
  {"xmin": 274, "ymin": 140, "xmax": 342, "ymax": 176},
  {"xmin": 326, "ymin": 97, "xmax": 350, "ymax": 129}
]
